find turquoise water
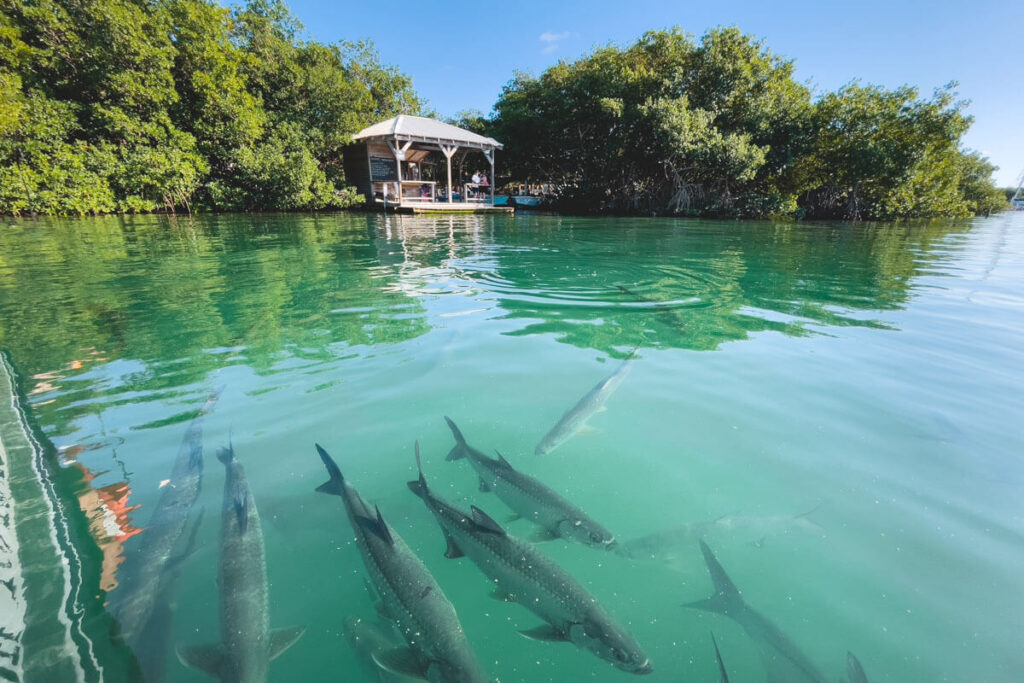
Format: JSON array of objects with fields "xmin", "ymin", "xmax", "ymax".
[{"xmin": 1, "ymin": 212, "xmax": 1022, "ymax": 682}]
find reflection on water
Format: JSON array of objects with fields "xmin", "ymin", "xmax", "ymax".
[{"xmin": 0, "ymin": 211, "xmax": 1021, "ymax": 682}]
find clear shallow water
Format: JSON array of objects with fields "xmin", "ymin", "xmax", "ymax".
[{"xmin": 1, "ymin": 211, "xmax": 1022, "ymax": 682}]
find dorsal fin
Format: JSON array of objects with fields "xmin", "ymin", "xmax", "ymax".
[
  {"xmin": 415, "ymin": 441, "xmax": 428, "ymax": 490},
  {"xmin": 711, "ymin": 631, "xmax": 729, "ymax": 683},
  {"xmin": 374, "ymin": 506, "xmax": 393, "ymax": 544},
  {"xmin": 470, "ymin": 506, "xmax": 506, "ymax": 535},
  {"xmin": 494, "ymin": 451, "xmax": 515, "ymax": 470},
  {"xmin": 355, "ymin": 506, "xmax": 394, "ymax": 545},
  {"xmin": 407, "ymin": 441, "xmax": 430, "ymax": 499}
]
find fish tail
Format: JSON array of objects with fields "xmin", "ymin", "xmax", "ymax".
[
  {"xmin": 444, "ymin": 416, "xmax": 468, "ymax": 460},
  {"xmin": 315, "ymin": 443, "xmax": 345, "ymax": 495},
  {"xmin": 407, "ymin": 441, "xmax": 429, "ymax": 499}
]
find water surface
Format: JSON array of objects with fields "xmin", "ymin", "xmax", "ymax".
[{"xmin": 1, "ymin": 211, "xmax": 1021, "ymax": 682}]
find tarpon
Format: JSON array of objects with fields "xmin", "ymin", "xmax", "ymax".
[
  {"xmin": 314, "ymin": 444, "xmax": 488, "ymax": 683},
  {"xmin": 408, "ymin": 445, "xmax": 651, "ymax": 675},
  {"xmin": 620, "ymin": 506, "xmax": 824, "ymax": 563},
  {"xmin": 343, "ymin": 616, "xmax": 409, "ymax": 683},
  {"xmin": 616, "ymin": 284, "xmax": 689, "ymax": 329},
  {"xmin": 111, "ymin": 388, "xmax": 220, "ymax": 653},
  {"xmin": 618, "ymin": 519, "xmax": 721, "ymax": 562},
  {"xmin": 687, "ymin": 540, "xmax": 829, "ymax": 683},
  {"xmin": 444, "ymin": 417, "xmax": 616, "ymax": 549},
  {"xmin": 131, "ymin": 510, "xmax": 204, "ymax": 683},
  {"xmin": 535, "ymin": 354, "xmax": 633, "ymax": 456},
  {"xmin": 177, "ymin": 443, "xmax": 304, "ymax": 682}
]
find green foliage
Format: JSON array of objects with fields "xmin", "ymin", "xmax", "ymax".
[
  {"xmin": 490, "ymin": 28, "xmax": 1002, "ymax": 219},
  {"xmin": 492, "ymin": 28, "xmax": 813, "ymax": 215},
  {"xmin": 0, "ymin": 0, "xmax": 418, "ymax": 215}
]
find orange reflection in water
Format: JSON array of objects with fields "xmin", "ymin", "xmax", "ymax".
[{"xmin": 69, "ymin": 461, "xmax": 143, "ymax": 592}]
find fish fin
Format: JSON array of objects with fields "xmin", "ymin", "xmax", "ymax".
[
  {"xmin": 315, "ymin": 480, "xmax": 344, "ymax": 495},
  {"xmin": 494, "ymin": 451, "xmax": 515, "ymax": 470},
  {"xmin": 685, "ymin": 540, "xmax": 743, "ymax": 615},
  {"xmin": 407, "ymin": 441, "xmax": 429, "ymax": 499},
  {"xmin": 577, "ymin": 424, "xmax": 599, "ymax": 435},
  {"xmin": 711, "ymin": 632, "xmax": 729, "ymax": 683},
  {"xmin": 478, "ymin": 477, "xmax": 491, "ymax": 493},
  {"xmin": 444, "ymin": 416, "xmax": 468, "ymax": 461},
  {"xmin": 443, "ymin": 531, "xmax": 465, "ymax": 559},
  {"xmin": 505, "ymin": 513, "xmax": 522, "ymax": 523},
  {"xmin": 314, "ymin": 443, "xmax": 346, "ymax": 495},
  {"xmin": 529, "ymin": 528, "xmax": 558, "ymax": 543},
  {"xmin": 699, "ymin": 540, "xmax": 741, "ymax": 599},
  {"xmin": 684, "ymin": 595, "xmax": 733, "ymax": 614},
  {"xmin": 469, "ymin": 506, "xmax": 506, "ymax": 535},
  {"xmin": 355, "ymin": 507, "xmax": 394, "ymax": 545},
  {"xmin": 233, "ymin": 490, "xmax": 248, "ymax": 533},
  {"xmin": 176, "ymin": 642, "xmax": 224, "ymax": 678},
  {"xmin": 518, "ymin": 624, "xmax": 567, "ymax": 642},
  {"xmin": 216, "ymin": 442, "xmax": 234, "ymax": 465},
  {"xmin": 372, "ymin": 647, "xmax": 429, "ymax": 678},
  {"xmin": 846, "ymin": 651, "xmax": 869, "ymax": 683},
  {"xmin": 267, "ymin": 625, "xmax": 306, "ymax": 661},
  {"xmin": 407, "ymin": 479, "xmax": 427, "ymax": 498}
]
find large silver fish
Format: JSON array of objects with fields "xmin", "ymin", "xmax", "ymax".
[
  {"xmin": 444, "ymin": 417, "xmax": 616, "ymax": 549},
  {"xmin": 177, "ymin": 443, "xmax": 304, "ymax": 682},
  {"xmin": 111, "ymin": 389, "xmax": 220, "ymax": 655},
  {"xmin": 314, "ymin": 444, "xmax": 488, "ymax": 683},
  {"xmin": 620, "ymin": 506, "xmax": 824, "ymax": 564},
  {"xmin": 130, "ymin": 511, "xmax": 204, "ymax": 683},
  {"xmin": 535, "ymin": 356, "xmax": 632, "ymax": 456},
  {"xmin": 687, "ymin": 540, "xmax": 830, "ymax": 683},
  {"xmin": 408, "ymin": 445, "xmax": 651, "ymax": 675}
]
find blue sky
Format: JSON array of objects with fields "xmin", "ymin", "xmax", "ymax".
[{"xmin": 282, "ymin": 0, "xmax": 1022, "ymax": 186}]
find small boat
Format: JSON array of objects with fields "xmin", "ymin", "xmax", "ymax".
[{"xmin": 495, "ymin": 194, "xmax": 544, "ymax": 208}]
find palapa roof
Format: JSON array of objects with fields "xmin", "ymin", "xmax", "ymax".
[{"xmin": 352, "ymin": 115, "xmax": 502, "ymax": 150}]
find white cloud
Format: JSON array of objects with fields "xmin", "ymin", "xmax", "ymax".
[{"xmin": 539, "ymin": 31, "xmax": 570, "ymax": 54}]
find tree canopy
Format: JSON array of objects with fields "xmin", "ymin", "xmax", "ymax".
[
  {"xmin": 0, "ymin": 0, "xmax": 422, "ymax": 215},
  {"xmin": 490, "ymin": 28, "xmax": 1005, "ymax": 219},
  {"xmin": 0, "ymin": 7, "xmax": 1005, "ymax": 219}
]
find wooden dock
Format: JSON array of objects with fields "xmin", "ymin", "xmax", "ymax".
[{"xmin": 393, "ymin": 203, "xmax": 514, "ymax": 214}]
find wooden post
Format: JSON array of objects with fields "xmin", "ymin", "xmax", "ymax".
[
  {"xmin": 484, "ymin": 148, "xmax": 495, "ymax": 205},
  {"xmin": 441, "ymin": 145, "xmax": 458, "ymax": 205},
  {"xmin": 387, "ymin": 139, "xmax": 413, "ymax": 206}
]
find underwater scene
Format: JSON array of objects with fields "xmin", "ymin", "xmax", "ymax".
[{"xmin": 0, "ymin": 211, "xmax": 1021, "ymax": 682}]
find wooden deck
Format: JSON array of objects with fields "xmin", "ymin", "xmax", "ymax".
[{"xmin": 388, "ymin": 202, "xmax": 514, "ymax": 214}]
